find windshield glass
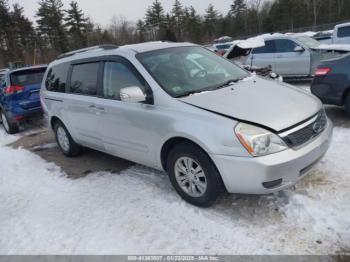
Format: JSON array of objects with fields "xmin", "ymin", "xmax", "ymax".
[
  {"xmin": 295, "ymin": 36, "xmax": 321, "ymax": 48},
  {"xmin": 137, "ymin": 46, "xmax": 249, "ymax": 97}
]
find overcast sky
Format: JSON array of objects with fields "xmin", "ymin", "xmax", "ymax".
[{"xmin": 8, "ymin": 0, "xmax": 233, "ymax": 26}]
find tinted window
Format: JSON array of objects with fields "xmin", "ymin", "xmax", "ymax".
[
  {"xmin": 274, "ymin": 39, "xmax": 298, "ymax": 53},
  {"xmin": 103, "ymin": 62, "xmax": 145, "ymax": 100},
  {"xmin": 252, "ymin": 40, "xmax": 276, "ymax": 54},
  {"xmin": 45, "ymin": 64, "xmax": 69, "ymax": 93},
  {"xmin": 0, "ymin": 74, "xmax": 6, "ymax": 88},
  {"xmin": 338, "ymin": 26, "xmax": 350, "ymax": 38},
  {"xmin": 70, "ymin": 63, "xmax": 99, "ymax": 96},
  {"xmin": 11, "ymin": 68, "xmax": 46, "ymax": 86}
]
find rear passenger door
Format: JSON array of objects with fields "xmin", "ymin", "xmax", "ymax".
[
  {"xmin": 95, "ymin": 57, "xmax": 157, "ymax": 167},
  {"xmin": 64, "ymin": 61, "xmax": 104, "ymax": 151},
  {"xmin": 249, "ymin": 40, "xmax": 277, "ymax": 71},
  {"xmin": 273, "ymin": 39, "xmax": 310, "ymax": 76}
]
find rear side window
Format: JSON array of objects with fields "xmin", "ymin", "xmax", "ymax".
[
  {"xmin": 69, "ymin": 63, "xmax": 100, "ymax": 96},
  {"xmin": 252, "ymin": 40, "xmax": 276, "ymax": 54},
  {"xmin": 274, "ymin": 39, "xmax": 298, "ymax": 53},
  {"xmin": 10, "ymin": 68, "xmax": 46, "ymax": 86},
  {"xmin": 337, "ymin": 26, "xmax": 350, "ymax": 38},
  {"xmin": 45, "ymin": 64, "xmax": 69, "ymax": 93}
]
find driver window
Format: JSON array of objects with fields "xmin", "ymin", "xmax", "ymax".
[
  {"xmin": 103, "ymin": 61, "xmax": 145, "ymax": 100},
  {"xmin": 274, "ymin": 39, "xmax": 298, "ymax": 53}
]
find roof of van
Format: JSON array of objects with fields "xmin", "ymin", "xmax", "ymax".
[{"xmin": 53, "ymin": 41, "xmax": 197, "ymax": 65}]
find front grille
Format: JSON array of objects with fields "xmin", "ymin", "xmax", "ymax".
[{"xmin": 282, "ymin": 110, "xmax": 327, "ymax": 148}]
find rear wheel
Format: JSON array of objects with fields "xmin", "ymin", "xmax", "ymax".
[
  {"xmin": 345, "ymin": 93, "xmax": 350, "ymax": 116},
  {"xmin": 166, "ymin": 142, "xmax": 224, "ymax": 207},
  {"xmin": 54, "ymin": 121, "xmax": 81, "ymax": 157},
  {"xmin": 0, "ymin": 111, "xmax": 19, "ymax": 134}
]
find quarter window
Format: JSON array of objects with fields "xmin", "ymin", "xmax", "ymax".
[
  {"xmin": 70, "ymin": 63, "xmax": 100, "ymax": 96},
  {"xmin": 252, "ymin": 40, "xmax": 276, "ymax": 54},
  {"xmin": 337, "ymin": 26, "xmax": 350, "ymax": 38},
  {"xmin": 103, "ymin": 61, "xmax": 145, "ymax": 100},
  {"xmin": 45, "ymin": 64, "xmax": 69, "ymax": 93}
]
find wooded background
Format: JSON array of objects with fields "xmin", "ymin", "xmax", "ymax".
[{"xmin": 1, "ymin": 0, "xmax": 350, "ymax": 67}]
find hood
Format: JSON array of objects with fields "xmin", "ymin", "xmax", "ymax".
[{"xmin": 179, "ymin": 77, "xmax": 321, "ymax": 132}]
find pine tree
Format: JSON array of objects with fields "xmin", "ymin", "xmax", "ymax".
[
  {"xmin": 0, "ymin": 0, "xmax": 11, "ymax": 65},
  {"xmin": 10, "ymin": 4, "xmax": 36, "ymax": 62},
  {"xmin": 36, "ymin": 0, "xmax": 69, "ymax": 55},
  {"xmin": 171, "ymin": 0, "xmax": 185, "ymax": 41},
  {"xmin": 136, "ymin": 20, "xmax": 146, "ymax": 42},
  {"xmin": 183, "ymin": 6, "xmax": 203, "ymax": 43},
  {"xmin": 145, "ymin": 0, "xmax": 165, "ymax": 40},
  {"xmin": 204, "ymin": 4, "xmax": 220, "ymax": 41},
  {"xmin": 65, "ymin": 1, "xmax": 88, "ymax": 49}
]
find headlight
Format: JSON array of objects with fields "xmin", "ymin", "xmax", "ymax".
[{"xmin": 235, "ymin": 123, "xmax": 288, "ymax": 157}]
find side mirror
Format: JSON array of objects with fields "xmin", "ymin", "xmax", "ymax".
[
  {"xmin": 120, "ymin": 86, "xmax": 147, "ymax": 103},
  {"xmin": 294, "ymin": 46, "xmax": 305, "ymax": 52}
]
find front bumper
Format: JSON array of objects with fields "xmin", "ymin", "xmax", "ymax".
[{"xmin": 211, "ymin": 120, "xmax": 333, "ymax": 194}]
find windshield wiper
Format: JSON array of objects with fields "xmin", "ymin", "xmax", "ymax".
[
  {"xmin": 175, "ymin": 90, "xmax": 205, "ymax": 98},
  {"xmin": 209, "ymin": 78, "xmax": 242, "ymax": 91}
]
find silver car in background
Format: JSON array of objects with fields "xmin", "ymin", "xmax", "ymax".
[
  {"xmin": 41, "ymin": 42, "xmax": 333, "ymax": 207},
  {"xmin": 225, "ymin": 34, "xmax": 350, "ymax": 78}
]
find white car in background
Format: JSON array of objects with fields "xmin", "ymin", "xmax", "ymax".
[
  {"xmin": 332, "ymin": 22, "xmax": 350, "ymax": 44},
  {"xmin": 225, "ymin": 34, "xmax": 350, "ymax": 78}
]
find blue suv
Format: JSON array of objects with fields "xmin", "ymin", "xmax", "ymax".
[{"xmin": 0, "ymin": 65, "xmax": 47, "ymax": 134}]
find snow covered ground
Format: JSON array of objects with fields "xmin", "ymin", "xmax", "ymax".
[{"xmin": 0, "ymin": 118, "xmax": 350, "ymax": 255}]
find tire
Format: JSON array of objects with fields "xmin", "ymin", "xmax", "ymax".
[
  {"xmin": 0, "ymin": 110, "xmax": 19, "ymax": 134},
  {"xmin": 345, "ymin": 93, "xmax": 350, "ymax": 116},
  {"xmin": 54, "ymin": 121, "xmax": 81, "ymax": 157},
  {"xmin": 166, "ymin": 142, "xmax": 225, "ymax": 207}
]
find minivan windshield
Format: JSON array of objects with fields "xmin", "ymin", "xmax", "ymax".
[
  {"xmin": 137, "ymin": 46, "xmax": 249, "ymax": 97},
  {"xmin": 294, "ymin": 36, "xmax": 321, "ymax": 49}
]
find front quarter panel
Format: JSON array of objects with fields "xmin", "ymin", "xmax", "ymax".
[{"xmin": 152, "ymin": 102, "xmax": 251, "ymax": 170}]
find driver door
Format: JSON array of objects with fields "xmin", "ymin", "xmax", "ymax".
[{"xmin": 273, "ymin": 39, "xmax": 310, "ymax": 76}]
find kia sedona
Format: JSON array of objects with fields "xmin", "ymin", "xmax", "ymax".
[{"xmin": 41, "ymin": 42, "xmax": 333, "ymax": 207}]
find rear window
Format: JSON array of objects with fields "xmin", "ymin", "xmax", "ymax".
[
  {"xmin": 10, "ymin": 68, "xmax": 47, "ymax": 86},
  {"xmin": 337, "ymin": 26, "xmax": 350, "ymax": 38}
]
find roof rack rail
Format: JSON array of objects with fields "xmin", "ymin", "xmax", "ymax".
[{"xmin": 57, "ymin": 44, "xmax": 118, "ymax": 60}]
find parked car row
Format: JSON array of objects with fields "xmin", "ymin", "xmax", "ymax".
[
  {"xmin": 0, "ymin": 41, "xmax": 348, "ymax": 207},
  {"xmin": 224, "ymin": 33, "xmax": 350, "ymax": 78}
]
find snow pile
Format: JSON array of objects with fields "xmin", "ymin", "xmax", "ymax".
[
  {"xmin": 0, "ymin": 126, "xmax": 349, "ymax": 255},
  {"xmin": 0, "ymin": 127, "xmax": 19, "ymax": 146}
]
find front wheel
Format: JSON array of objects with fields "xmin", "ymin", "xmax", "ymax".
[
  {"xmin": 166, "ymin": 142, "xmax": 225, "ymax": 207},
  {"xmin": 54, "ymin": 121, "xmax": 81, "ymax": 157},
  {"xmin": 0, "ymin": 111, "xmax": 19, "ymax": 134}
]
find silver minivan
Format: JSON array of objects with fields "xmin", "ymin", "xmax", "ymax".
[{"xmin": 41, "ymin": 42, "xmax": 333, "ymax": 207}]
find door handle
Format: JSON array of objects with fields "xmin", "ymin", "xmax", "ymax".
[{"xmin": 89, "ymin": 105, "xmax": 96, "ymax": 108}]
